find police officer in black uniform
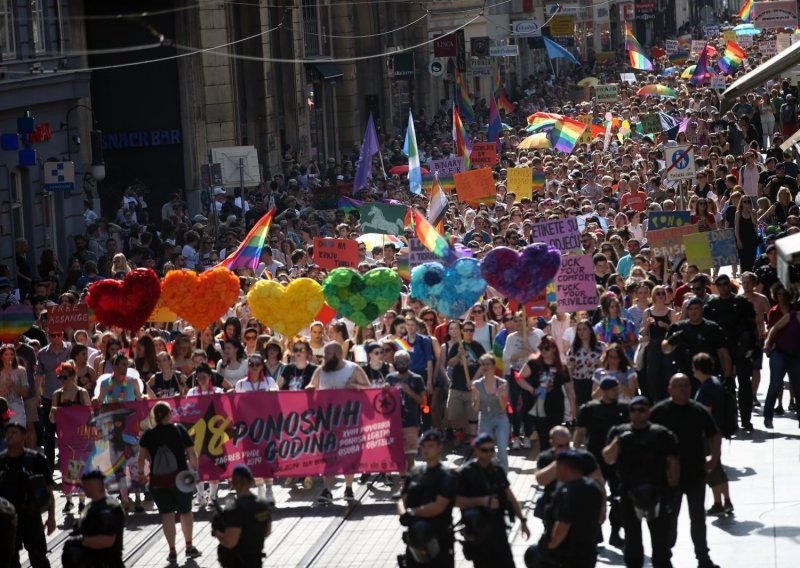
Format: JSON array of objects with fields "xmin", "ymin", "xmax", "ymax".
[
  {"xmin": 0, "ymin": 423, "xmax": 55, "ymax": 568},
  {"xmin": 603, "ymin": 396, "xmax": 680, "ymax": 568},
  {"xmin": 397, "ymin": 430, "xmax": 457, "ymax": 568},
  {"xmin": 62, "ymin": 470, "xmax": 125, "ymax": 568},
  {"xmin": 455, "ymin": 433, "xmax": 530, "ymax": 567},
  {"xmin": 213, "ymin": 464, "xmax": 272, "ymax": 568},
  {"xmin": 573, "ymin": 377, "xmax": 629, "ymax": 548}
]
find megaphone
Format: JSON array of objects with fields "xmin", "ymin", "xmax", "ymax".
[{"xmin": 176, "ymin": 470, "xmax": 198, "ymax": 494}]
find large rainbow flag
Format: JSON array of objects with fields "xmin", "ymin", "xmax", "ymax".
[
  {"xmin": 453, "ymin": 104, "xmax": 472, "ymax": 170},
  {"xmin": 454, "ymin": 68, "xmax": 476, "ymax": 124},
  {"xmin": 738, "ymin": 0, "xmax": 753, "ymax": 22},
  {"xmin": 495, "ymin": 67, "xmax": 514, "ymax": 113},
  {"xmin": 413, "ymin": 209, "xmax": 456, "ymax": 263},
  {"xmin": 217, "ymin": 209, "xmax": 275, "ymax": 271},
  {"xmin": 547, "ymin": 117, "xmax": 587, "ymax": 154},
  {"xmin": 718, "ymin": 40, "xmax": 745, "ymax": 74},
  {"xmin": 625, "ymin": 23, "xmax": 653, "ymax": 71}
]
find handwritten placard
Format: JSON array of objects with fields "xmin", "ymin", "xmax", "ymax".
[
  {"xmin": 647, "ymin": 224, "xmax": 699, "ymax": 257},
  {"xmin": 313, "ymin": 238, "xmax": 359, "ymax": 270},
  {"xmin": 506, "ymin": 167, "xmax": 532, "ymax": 200},
  {"xmin": 684, "ymin": 229, "xmax": 738, "ymax": 270},
  {"xmin": 470, "ymin": 142, "xmax": 499, "ymax": 168},
  {"xmin": 454, "ymin": 168, "xmax": 496, "ymax": 204},
  {"xmin": 647, "ymin": 211, "xmax": 692, "ymax": 231},
  {"xmin": 47, "ymin": 304, "xmax": 90, "ymax": 333},
  {"xmin": 528, "ymin": 218, "xmax": 582, "ymax": 252},
  {"xmin": 555, "ymin": 255, "xmax": 599, "ymax": 311},
  {"xmin": 428, "ymin": 157, "xmax": 465, "ymax": 176}
]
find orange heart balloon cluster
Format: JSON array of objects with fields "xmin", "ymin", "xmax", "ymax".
[{"xmin": 160, "ymin": 267, "xmax": 241, "ymax": 329}]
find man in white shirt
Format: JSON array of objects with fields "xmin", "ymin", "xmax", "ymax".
[{"xmin": 257, "ymin": 248, "xmax": 284, "ymax": 278}]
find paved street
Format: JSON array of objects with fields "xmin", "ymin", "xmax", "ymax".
[{"xmin": 30, "ymin": 366, "xmax": 800, "ymax": 568}]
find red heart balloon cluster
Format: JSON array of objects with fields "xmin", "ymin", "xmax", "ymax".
[{"xmin": 86, "ymin": 268, "xmax": 161, "ymax": 331}]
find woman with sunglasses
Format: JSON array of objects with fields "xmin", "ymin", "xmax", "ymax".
[
  {"xmin": 691, "ymin": 198, "xmax": 717, "ymax": 233},
  {"xmin": 735, "ymin": 196, "xmax": 759, "ymax": 273},
  {"xmin": 186, "ymin": 363, "xmax": 224, "ymax": 507},
  {"xmin": 0, "ymin": 344, "xmax": 28, "ymax": 426},
  {"xmin": 567, "ymin": 320, "xmax": 606, "ymax": 407},
  {"xmin": 518, "ymin": 336, "xmax": 575, "ymax": 450},
  {"xmin": 49, "ymin": 361, "xmax": 90, "ymax": 513},
  {"xmin": 470, "ymin": 354, "xmax": 510, "ymax": 471},
  {"xmin": 469, "ymin": 303, "xmax": 496, "ymax": 353},
  {"xmin": 149, "ymin": 352, "xmax": 187, "ymax": 398},
  {"xmin": 359, "ymin": 341, "xmax": 390, "ymax": 387}
]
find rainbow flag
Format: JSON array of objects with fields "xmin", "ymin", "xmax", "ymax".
[
  {"xmin": 494, "ymin": 67, "xmax": 514, "ymax": 113},
  {"xmin": 718, "ymin": 40, "xmax": 745, "ymax": 74},
  {"xmin": 668, "ymin": 51, "xmax": 688, "ymax": 65},
  {"xmin": 738, "ymin": 0, "xmax": 753, "ymax": 22},
  {"xmin": 217, "ymin": 209, "xmax": 275, "ymax": 271},
  {"xmin": 338, "ymin": 196, "xmax": 363, "ymax": 214},
  {"xmin": 547, "ymin": 117, "xmax": 586, "ymax": 154},
  {"xmin": 392, "ymin": 337, "xmax": 412, "ymax": 352},
  {"xmin": 413, "ymin": 209, "xmax": 456, "ymax": 263},
  {"xmin": 532, "ymin": 170, "xmax": 546, "ymax": 194},
  {"xmin": 396, "ymin": 253, "xmax": 410, "ymax": 282},
  {"xmin": 488, "ymin": 95, "xmax": 502, "ymax": 150},
  {"xmin": 454, "ymin": 68, "xmax": 476, "ymax": 124},
  {"xmin": 453, "ymin": 104, "xmax": 472, "ymax": 170},
  {"xmin": 625, "ymin": 23, "xmax": 653, "ymax": 71}
]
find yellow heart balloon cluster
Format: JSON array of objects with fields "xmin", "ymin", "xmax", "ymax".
[{"xmin": 247, "ymin": 277, "xmax": 324, "ymax": 338}]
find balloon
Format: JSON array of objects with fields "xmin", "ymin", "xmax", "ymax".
[
  {"xmin": 410, "ymin": 258, "xmax": 487, "ymax": 318},
  {"xmin": 161, "ymin": 267, "xmax": 240, "ymax": 329},
  {"xmin": 0, "ymin": 304, "xmax": 34, "ymax": 342},
  {"xmin": 480, "ymin": 244, "xmax": 562, "ymax": 305},
  {"xmin": 322, "ymin": 268, "xmax": 402, "ymax": 327},
  {"xmin": 86, "ymin": 268, "xmax": 162, "ymax": 331},
  {"xmin": 247, "ymin": 278, "xmax": 324, "ymax": 338}
]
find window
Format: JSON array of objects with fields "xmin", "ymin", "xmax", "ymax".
[
  {"xmin": 31, "ymin": 0, "xmax": 45, "ymax": 54},
  {"xmin": 0, "ymin": 0, "xmax": 15, "ymax": 59}
]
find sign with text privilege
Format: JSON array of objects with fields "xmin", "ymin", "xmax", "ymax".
[
  {"xmin": 409, "ymin": 238, "xmax": 439, "ymax": 270},
  {"xmin": 753, "ymin": 0, "xmax": 798, "ymax": 30},
  {"xmin": 646, "ymin": 211, "xmax": 692, "ymax": 231},
  {"xmin": 647, "ymin": 224, "xmax": 699, "ymax": 257},
  {"xmin": 55, "ymin": 389, "xmax": 404, "ymax": 489},
  {"xmin": 594, "ymin": 84, "xmax": 619, "ymax": 103},
  {"xmin": 684, "ymin": 229, "xmax": 738, "ymax": 270},
  {"xmin": 47, "ymin": 303, "xmax": 89, "ymax": 333},
  {"xmin": 359, "ymin": 203, "xmax": 407, "ymax": 235},
  {"xmin": 454, "ymin": 168, "xmax": 496, "ymax": 204},
  {"xmin": 313, "ymin": 238, "xmax": 359, "ymax": 270},
  {"xmin": 663, "ymin": 145, "xmax": 695, "ymax": 181},
  {"xmin": 429, "ymin": 157, "xmax": 465, "ymax": 176},
  {"xmin": 528, "ymin": 218, "xmax": 582, "ymax": 252},
  {"xmin": 470, "ymin": 142, "xmax": 499, "ymax": 168},
  {"xmin": 506, "ymin": 167, "xmax": 532, "ymax": 200},
  {"xmin": 555, "ymin": 254, "xmax": 599, "ymax": 311}
]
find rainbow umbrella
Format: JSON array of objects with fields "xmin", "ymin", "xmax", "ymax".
[
  {"xmin": 733, "ymin": 23, "xmax": 761, "ymax": 35},
  {"xmin": 356, "ymin": 233, "xmax": 405, "ymax": 251},
  {"xmin": 660, "ymin": 66, "xmax": 679, "ymax": 76},
  {"xmin": 681, "ymin": 65, "xmax": 713, "ymax": 80},
  {"xmin": 518, "ymin": 133, "xmax": 552, "ymax": 149},
  {"xmin": 636, "ymin": 85, "xmax": 677, "ymax": 98}
]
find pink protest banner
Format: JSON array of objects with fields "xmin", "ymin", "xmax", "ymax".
[
  {"xmin": 555, "ymin": 254, "xmax": 599, "ymax": 311},
  {"xmin": 55, "ymin": 389, "xmax": 404, "ymax": 489}
]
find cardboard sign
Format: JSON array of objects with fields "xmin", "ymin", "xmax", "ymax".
[
  {"xmin": 408, "ymin": 238, "xmax": 439, "ymax": 270},
  {"xmin": 47, "ymin": 304, "xmax": 90, "ymax": 333},
  {"xmin": 595, "ymin": 84, "xmax": 619, "ymax": 103},
  {"xmin": 663, "ymin": 144, "xmax": 695, "ymax": 181},
  {"xmin": 428, "ymin": 157, "xmax": 465, "ymax": 176},
  {"xmin": 690, "ymin": 40, "xmax": 706, "ymax": 55},
  {"xmin": 777, "ymin": 33, "xmax": 792, "ymax": 53},
  {"xmin": 737, "ymin": 34, "xmax": 754, "ymax": 48},
  {"xmin": 454, "ymin": 168, "xmax": 496, "ymax": 204},
  {"xmin": 470, "ymin": 142, "xmax": 498, "ymax": 168},
  {"xmin": 359, "ymin": 203, "xmax": 407, "ymax": 236},
  {"xmin": 313, "ymin": 238, "xmax": 359, "ymax": 270},
  {"xmin": 577, "ymin": 114, "xmax": 594, "ymax": 144},
  {"xmin": 753, "ymin": 0, "xmax": 798, "ymax": 30},
  {"xmin": 665, "ymin": 40, "xmax": 679, "ymax": 54},
  {"xmin": 722, "ymin": 31, "xmax": 737, "ymax": 43},
  {"xmin": 640, "ymin": 113, "xmax": 662, "ymax": 134},
  {"xmin": 528, "ymin": 218, "xmax": 582, "ymax": 252},
  {"xmin": 647, "ymin": 211, "xmax": 692, "ymax": 231},
  {"xmin": 647, "ymin": 224, "xmax": 699, "ymax": 257},
  {"xmin": 508, "ymin": 282, "xmax": 559, "ymax": 315},
  {"xmin": 684, "ymin": 229, "xmax": 738, "ymax": 270},
  {"xmin": 758, "ymin": 40, "xmax": 778, "ymax": 56},
  {"xmin": 710, "ymin": 75, "xmax": 727, "ymax": 91},
  {"xmin": 555, "ymin": 255, "xmax": 599, "ymax": 312},
  {"xmin": 506, "ymin": 167, "xmax": 532, "ymax": 200}
]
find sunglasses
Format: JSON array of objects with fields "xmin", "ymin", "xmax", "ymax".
[
  {"xmin": 48, "ymin": 333, "xmax": 63, "ymax": 338},
  {"xmin": 248, "ymin": 361, "xmax": 263, "ymax": 368},
  {"xmin": 476, "ymin": 446, "xmax": 495, "ymax": 453},
  {"xmin": 463, "ymin": 328, "xmax": 475, "ymax": 333},
  {"xmin": 630, "ymin": 407, "xmax": 648, "ymax": 413},
  {"xmin": 244, "ymin": 335, "xmax": 257, "ymax": 340}
]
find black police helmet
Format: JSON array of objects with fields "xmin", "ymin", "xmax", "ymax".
[{"xmin": 406, "ymin": 519, "xmax": 441, "ymax": 563}]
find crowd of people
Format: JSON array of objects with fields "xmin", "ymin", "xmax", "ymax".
[{"xmin": 1, "ymin": 14, "xmax": 800, "ymax": 568}]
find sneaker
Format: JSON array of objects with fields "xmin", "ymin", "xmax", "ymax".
[
  {"xmin": 167, "ymin": 550, "xmax": 178, "ymax": 564},
  {"xmin": 752, "ymin": 396, "xmax": 761, "ymax": 407},
  {"xmin": 743, "ymin": 422, "xmax": 754, "ymax": 432},
  {"xmin": 63, "ymin": 500, "xmax": 74, "ymax": 514},
  {"xmin": 196, "ymin": 495, "xmax": 208, "ymax": 509},
  {"xmin": 608, "ymin": 532, "xmax": 624, "ymax": 549},
  {"xmin": 303, "ymin": 476, "xmax": 314, "ymax": 490},
  {"xmin": 134, "ymin": 501, "xmax": 145, "ymax": 513},
  {"xmin": 706, "ymin": 503, "xmax": 726, "ymax": 516},
  {"xmin": 317, "ymin": 488, "xmax": 333, "ymax": 504},
  {"xmin": 510, "ymin": 438, "xmax": 521, "ymax": 450},
  {"xmin": 723, "ymin": 502, "xmax": 735, "ymax": 515},
  {"xmin": 775, "ymin": 405, "xmax": 785, "ymax": 416},
  {"xmin": 185, "ymin": 546, "xmax": 202, "ymax": 559},
  {"xmin": 358, "ymin": 473, "xmax": 370, "ymax": 484},
  {"xmin": 265, "ymin": 486, "xmax": 275, "ymax": 506},
  {"xmin": 764, "ymin": 418, "xmax": 773, "ymax": 429},
  {"xmin": 522, "ymin": 438, "xmax": 532, "ymax": 449},
  {"xmin": 344, "ymin": 487, "xmax": 355, "ymax": 502}
]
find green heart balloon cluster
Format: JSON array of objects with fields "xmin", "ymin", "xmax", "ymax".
[{"xmin": 322, "ymin": 267, "xmax": 402, "ymax": 327}]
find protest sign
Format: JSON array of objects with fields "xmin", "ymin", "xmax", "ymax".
[
  {"xmin": 758, "ymin": 40, "xmax": 778, "ymax": 56},
  {"xmin": 55, "ymin": 389, "xmax": 404, "ymax": 488},
  {"xmin": 470, "ymin": 142, "xmax": 498, "ymax": 168},
  {"xmin": 647, "ymin": 224, "xmax": 698, "ymax": 257},
  {"xmin": 508, "ymin": 282, "xmax": 558, "ymax": 315},
  {"xmin": 428, "ymin": 157, "xmax": 465, "ymax": 176},
  {"xmin": 722, "ymin": 31, "xmax": 737, "ymax": 43},
  {"xmin": 665, "ymin": 39, "xmax": 679, "ymax": 54},
  {"xmin": 703, "ymin": 24, "xmax": 720, "ymax": 38},
  {"xmin": 753, "ymin": 0, "xmax": 798, "ymax": 30},
  {"xmin": 577, "ymin": 114, "xmax": 594, "ymax": 144},
  {"xmin": 646, "ymin": 211, "xmax": 691, "ymax": 230},
  {"xmin": 313, "ymin": 238, "xmax": 359, "ymax": 270},
  {"xmin": 454, "ymin": 168, "xmax": 496, "ymax": 204},
  {"xmin": 359, "ymin": 203, "xmax": 407, "ymax": 235},
  {"xmin": 528, "ymin": 218, "xmax": 582, "ymax": 252},
  {"xmin": 777, "ymin": 33, "xmax": 791, "ymax": 53},
  {"xmin": 408, "ymin": 238, "xmax": 439, "ymax": 270},
  {"xmin": 506, "ymin": 167, "xmax": 532, "ymax": 200},
  {"xmin": 710, "ymin": 75, "xmax": 727, "ymax": 91},
  {"xmin": 47, "ymin": 304, "xmax": 89, "ymax": 333},
  {"xmin": 690, "ymin": 40, "xmax": 706, "ymax": 55},
  {"xmin": 619, "ymin": 72, "xmax": 637, "ymax": 84},
  {"xmin": 737, "ymin": 34, "xmax": 754, "ymax": 48},
  {"xmin": 555, "ymin": 255, "xmax": 599, "ymax": 311},
  {"xmin": 640, "ymin": 113, "xmax": 662, "ymax": 134},
  {"xmin": 684, "ymin": 229, "xmax": 738, "ymax": 270},
  {"xmin": 595, "ymin": 84, "xmax": 619, "ymax": 103}
]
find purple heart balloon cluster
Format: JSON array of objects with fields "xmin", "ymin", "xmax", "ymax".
[{"xmin": 479, "ymin": 244, "xmax": 562, "ymax": 304}]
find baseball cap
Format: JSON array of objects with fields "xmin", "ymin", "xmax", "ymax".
[
  {"xmin": 232, "ymin": 464, "xmax": 255, "ymax": 481},
  {"xmin": 420, "ymin": 430, "xmax": 444, "ymax": 444},
  {"xmin": 630, "ymin": 395, "xmax": 652, "ymax": 408},
  {"xmin": 472, "ymin": 432, "xmax": 495, "ymax": 447},
  {"xmin": 600, "ymin": 377, "xmax": 620, "ymax": 390}
]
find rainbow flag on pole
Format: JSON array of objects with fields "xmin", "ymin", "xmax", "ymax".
[
  {"xmin": 718, "ymin": 41, "xmax": 745, "ymax": 74},
  {"xmin": 218, "ymin": 209, "xmax": 275, "ymax": 271},
  {"xmin": 738, "ymin": 0, "xmax": 753, "ymax": 22},
  {"xmin": 494, "ymin": 66, "xmax": 514, "ymax": 113},
  {"xmin": 625, "ymin": 23, "xmax": 653, "ymax": 71},
  {"xmin": 546, "ymin": 117, "xmax": 587, "ymax": 154},
  {"xmin": 454, "ymin": 68, "xmax": 476, "ymax": 124},
  {"xmin": 453, "ymin": 105, "xmax": 472, "ymax": 170},
  {"xmin": 413, "ymin": 209, "xmax": 456, "ymax": 263}
]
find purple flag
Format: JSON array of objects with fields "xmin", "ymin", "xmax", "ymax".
[
  {"xmin": 690, "ymin": 46, "xmax": 709, "ymax": 86},
  {"xmin": 353, "ymin": 113, "xmax": 380, "ymax": 193}
]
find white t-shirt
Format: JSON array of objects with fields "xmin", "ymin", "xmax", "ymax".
[{"xmin": 235, "ymin": 376, "xmax": 278, "ymax": 392}]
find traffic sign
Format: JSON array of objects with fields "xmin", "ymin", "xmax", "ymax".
[
  {"xmin": 43, "ymin": 161, "xmax": 75, "ymax": 191},
  {"xmin": 664, "ymin": 145, "xmax": 695, "ymax": 182},
  {"xmin": 429, "ymin": 58, "xmax": 444, "ymax": 77}
]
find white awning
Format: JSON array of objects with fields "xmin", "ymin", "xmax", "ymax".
[{"xmin": 721, "ymin": 39, "xmax": 800, "ymax": 111}]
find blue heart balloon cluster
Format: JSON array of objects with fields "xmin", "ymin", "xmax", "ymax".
[{"xmin": 410, "ymin": 258, "xmax": 487, "ymax": 318}]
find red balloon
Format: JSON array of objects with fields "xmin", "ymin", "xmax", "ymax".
[{"xmin": 86, "ymin": 268, "xmax": 161, "ymax": 331}]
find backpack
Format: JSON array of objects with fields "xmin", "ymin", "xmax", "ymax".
[
  {"xmin": 720, "ymin": 383, "xmax": 739, "ymax": 439},
  {"xmin": 149, "ymin": 442, "xmax": 179, "ymax": 488}
]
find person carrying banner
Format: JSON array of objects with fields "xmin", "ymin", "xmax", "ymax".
[
  {"xmin": 213, "ymin": 464, "xmax": 272, "ymax": 568},
  {"xmin": 307, "ymin": 341, "xmax": 371, "ymax": 504},
  {"xmin": 186, "ymin": 363, "xmax": 223, "ymax": 508},
  {"xmin": 137, "ymin": 401, "xmax": 201, "ymax": 564}
]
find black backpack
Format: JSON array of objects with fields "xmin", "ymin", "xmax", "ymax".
[{"xmin": 720, "ymin": 383, "xmax": 739, "ymax": 439}]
